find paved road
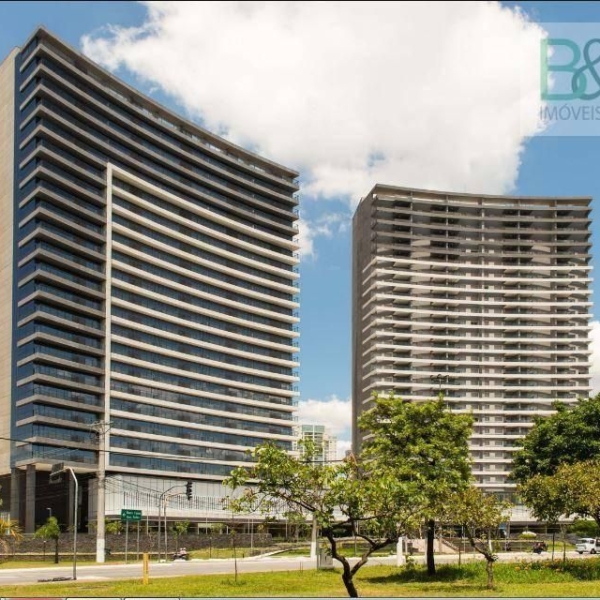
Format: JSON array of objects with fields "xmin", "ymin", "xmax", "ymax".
[
  {"xmin": 0, "ymin": 551, "xmax": 587, "ymax": 587},
  {"xmin": 0, "ymin": 556, "xmax": 320, "ymax": 586}
]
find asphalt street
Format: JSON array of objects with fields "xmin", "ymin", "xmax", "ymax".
[{"xmin": 0, "ymin": 550, "xmax": 590, "ymax": 587}]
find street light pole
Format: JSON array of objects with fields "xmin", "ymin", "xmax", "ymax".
[
  {"xmin": 164, "ymin": 494, "xmax": 168, "ymax": 561},
  {"xmin": 163, "ymin": 491, "xmax": 190, "ymax": 560},
  {"xmin": 49, "ymin": 463, "xmax": 78, "ymax": 580},
  {"xmin": 157, "ymin": 485, "xmax": 186, "ymax": 562},
  {"xmin": 65, "ymin": 467, "xmax": 78, "ymax": 581}
]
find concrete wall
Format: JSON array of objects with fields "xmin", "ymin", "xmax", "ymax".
[
  {"xmin": 0, "ymin": 49, "xmax": 17, "ymax": 477},
  {"xmin": 0, "ymin": 532, "xmax": 274, "ymax": 560}
]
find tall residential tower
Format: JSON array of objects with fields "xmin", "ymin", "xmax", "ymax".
[
  {"xmin": 0, "ymin": 28, "xmax": 300, "ymax": 536},
  {"xmin": 293, "ymin": 424, "xmax": 338, "ymax": 465},
  {"xmin": 352, "ymin": 185, "xmax": 591, "ymax": 498}
]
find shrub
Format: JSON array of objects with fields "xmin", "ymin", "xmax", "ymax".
[{"xmin": 568, "ymin": 518, "xmax": 600, "ymax": 538}]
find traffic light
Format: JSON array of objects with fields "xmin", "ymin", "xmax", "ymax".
[
  {"xmin": 49, "ymin": 462, "xmax": 65, "ymax": 484},
  {"xmin": 49, "ymin": 471, "xmax": 63, "ymax": 484},
  {"xmin": 185, "ymin": 480, "xmax": 193, "ymax": 501}
]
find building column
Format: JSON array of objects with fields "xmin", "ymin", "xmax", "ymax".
[
  {"xmin": 25, "ymin": 464, "xmax": 36, "ymax": 533},
  {"xmin": 10, "ymin": 468, "xmax": 20, "ymax": 522}
]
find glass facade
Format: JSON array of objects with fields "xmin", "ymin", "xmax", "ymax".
[{"xmin": 9, "ymin": 28, "xmax": 299, "ymax": 490}]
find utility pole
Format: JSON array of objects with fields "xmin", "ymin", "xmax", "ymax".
[{"xmin": 90, "ymin": 421, "xmax": 111, "ymax": 563}]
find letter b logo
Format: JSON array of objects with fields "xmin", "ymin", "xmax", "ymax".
[{"xmin": 541, "ymin": 38, "xmax": 600, "ymax": 101}]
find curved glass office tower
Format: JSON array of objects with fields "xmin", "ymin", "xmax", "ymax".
[
  {"xmin": 0, "ymin": 27, "xmax": 299, "ymax": 533},
  {"xmin": 352, "ymin": 185, "xmax": 591, "ymax": 498}
]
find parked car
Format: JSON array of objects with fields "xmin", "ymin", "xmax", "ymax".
[{"xmin": 576, "ymin": 538, "xmax": 600, "ymax": 554}]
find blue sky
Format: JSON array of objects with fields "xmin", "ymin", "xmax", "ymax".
[{"xmin": 2, "ymin": 1, "xmax": 599, "ymax": 452}]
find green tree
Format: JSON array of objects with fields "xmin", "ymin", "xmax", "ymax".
[
  {"xmin": 519, "ymin": 474, "xmax": 565, "ymax": 524},
  {"xmin": 519, "ymin": 460, "xmax": 600, "ymax": 558},
  {"xmin": 0, "ymin": 490, "xmax": 22, "ymax": 559},
  {"xmin": 0, "ymin": 517, "xmax": 22, "ymax": 560},
  {"xmin": 569, "ymin": 518, "xmax": 600, "ymax": 538},
  {"xmin": 554, "ymin": 460, "xmax": 600, "ymax": 528},
  {"xmin": 518, "ymin": 472, "xmax": 567, "ymax": 561},
  {"xmin": 88, "ymin": 517, "xmax": 124, "ymax": 534},
  {"xmin": 35, "ymin": 516, "xmax": 61, "ymax": 564},
  {"xmin": 105, "ymin": 520, "xmax": 123, "ymax": 535},
  {"xmin": 171, "ymin": 520, "xmax": 189, "ymax": 549},
  {"xmin": 284, "ymin": 510, "xmax": 309, "ymax": 542},
  {"xmin": 210, "ymin": 522, "xmax": 225, "ymax": 535},
  {"xmin": 226, "ymin": 441, "xmax": 423, "ymax": 598},
  {"xmin": 442, "ymin": 487, "xmax": 511, "ymax": 589},
  {"xmin": 358, "ymin": 392, "xmax": 473, "ymax": 575},
  {"xmin": 511, "ymin": 395, "xmax": 600, "ymax": 484}
]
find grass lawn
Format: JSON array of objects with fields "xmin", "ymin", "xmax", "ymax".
[
  {"xmin": 189, "ymin": 546, "xmax": 277, "ymax": 559},
  {"xmin": 4, "ymin": 559, "xmax": 600, "ymax": 596},
  {"xmin": 274, "ymin": 546, "xmax": 313, "ymax": 557}
]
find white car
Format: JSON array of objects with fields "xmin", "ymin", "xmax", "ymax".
[{"xmin": 576, "ymin": 538, "xmax": 600, "ymax": 554}]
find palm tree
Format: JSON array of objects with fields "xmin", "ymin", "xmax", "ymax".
[
  {"xmin": 35, "ymin": 516, "xmax": 61, "ymax": 563},
  {"xmin": 0, "ymin": 517, "xmax": 23, "ymax": 561}
]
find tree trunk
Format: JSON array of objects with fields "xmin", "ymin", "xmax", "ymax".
[
  {"xmin": 426, "ymin": 519, "xmax": 436, "ymax": 575},
  {"xmin": 486, "ymin": 558, "xmax": 494, "ymax": 589},
  {"xmin": 323, "ymin": 527, "xmax": 392, "ymax": 598},
  {"xmin": 464, "ymin": 529, "xmax": 496, "ymax": 590},
  {"xmin": 323, "ymin": 529, "xmax": 358, "ymax": 597},
  {"xmin": 342, "ymin": 570, "xmax": 359, "ymax": 598},
  {"xmin": 54, "ymin": 538, "xmax": 59, "ymax": 564},
  {"xmin": 334, "ymin": 547, "xmax": 358, "ymax": 597}
]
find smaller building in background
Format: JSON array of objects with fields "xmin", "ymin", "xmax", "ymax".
[{"xmin": 294, "ymin": 424, "xmax": 338, "ymax": 464}]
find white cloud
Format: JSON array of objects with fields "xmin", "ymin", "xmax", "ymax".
[
  {"xmin": 82, "ymin": 2, "xmax": 545, "ymax": 206},
  {"xmin": 590, "ymin": 321, "xmax": 600, "ymax": 395},
  {"xmin": 297, "ymin": 211, "xmax": 351, "ymax": 261},
  {"xmin": 296, "ymin": 395, "xmax": 351, "ymax": 439},
  {"xmin": 296, "ymin": 218, "xmax": 315, "ymax": 260},
  {"xmin": 311, "ymin": 212, "xmax": 351, "ymax": 239}
]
